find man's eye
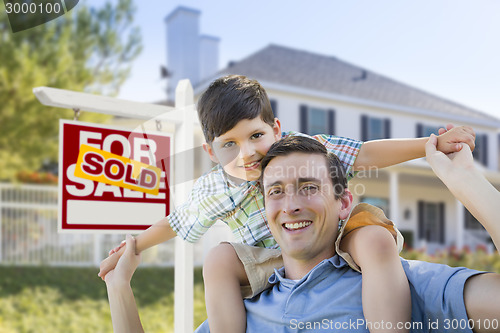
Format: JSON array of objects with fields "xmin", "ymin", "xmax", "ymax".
[
  {"xmin": 268, "ymin": 188, "xmax": 282, "ymax": 196},
  {"xmin": 301, "ymin": 184, "xmax": 318, "ymax": 193},
  {"xmin": 223, "ymin": 141, "xmax": 235, "ymax": 148},
  {"xmin": 251, "ymin": 133, "xmax": 263, "ymax": 139}
]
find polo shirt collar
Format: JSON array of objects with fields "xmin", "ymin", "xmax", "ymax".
[{"xmin": 268, "ymin": 254, "xmax": 350, "ymax": 288}]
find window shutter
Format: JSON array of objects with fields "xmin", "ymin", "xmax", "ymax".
[
  {"xmin": 417, "ymin": 201, "xmax": 424, "ymax": 240},
  {"xmin": 361, "ymin": 115, "xmax": 368, "ymax": 141},
  {"xmin": 300, "ymin": 105, "xmax": 308, "ymax": 134},
  {"xmin": 270, "ymin": 99, "xmax": 277, "ymax": 118},
  {"xmin": 439, "ymin": 202, "xmax": 445, "ymax": 244},
  {"xmin": 384, "ymin": 118, "xmax": 391, "ymax": 139},
  {"xmin": 328, "ymin": 109, "xmax": 335, "ymax": 135},
  {"xmin": 416, "ymin": 123, "xmax": 423, "ymax": 137},
  {"xmin": 482, "ymin": 134, "xmax": 489, "ymax": 166}
]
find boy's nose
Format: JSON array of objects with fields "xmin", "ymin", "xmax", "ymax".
[{"xmin": 239, "ymin": 143, "xmax": 255, "ymax": 158}]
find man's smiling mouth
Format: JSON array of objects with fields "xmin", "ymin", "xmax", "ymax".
[{"xmin": 283, "ymin": 221, "xmax": 312, "ymax": 231}]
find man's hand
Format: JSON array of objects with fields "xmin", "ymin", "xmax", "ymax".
[
  {"xmin": 435, "ymin": 124, "xmax": 475, "ymax": 153},
  {"xmin": 98, "ymin": 239, "xmax": 128, "ymax": 281},
  {"xmin": 98, "ymin": 251, "xmax": 122, "ymax": 281},
  {"xmin": 425, "ymin": 134, "xmax": 475, "ymax": 182},
  {"xmin": 104, "ymin": 234, "xmax": 141, "ymax": 286}
]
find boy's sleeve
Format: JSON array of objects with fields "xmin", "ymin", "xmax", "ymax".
[
  {"xmin": 168, "ymin": 166, "xmax": 253, "ymax": 243},
  {"xmin": 313, "ymin": 134, "xmax": 362, "ymax": 180},
  {"xmin": 281, "ymin": 131, "xmax": 363, "ymax": 180},
  {"xmin": 284, "ymin": 132, "xmax": 362, "ymax": 180}
]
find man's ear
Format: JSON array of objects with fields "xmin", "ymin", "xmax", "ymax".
[
  {"xmin": 203, "ymin": 143, "xmax": 219, "ymax": 163},
  {"xmin": 339, "ymin": 189, "xmax": 353, "ymax": 220},
  {"xmin": 273, "ymin": 118, "xmax": 282, "ymax": 141}
]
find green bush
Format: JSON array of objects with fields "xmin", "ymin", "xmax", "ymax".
[{"xmin": 401, "ymin": 247, "xmax": 500, "ymax": 272}]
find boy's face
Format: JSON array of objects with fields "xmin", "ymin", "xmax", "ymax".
[{"xmin": 204, "ymin": 117, "xmax": 281, "ymax": 182}]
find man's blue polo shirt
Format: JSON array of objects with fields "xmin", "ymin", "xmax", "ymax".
[{"xmin": 196, "ymin": 255, "xmax": 483, "ymax": 332}]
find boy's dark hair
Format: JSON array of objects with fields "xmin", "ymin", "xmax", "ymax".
[
  {"xmin": 197, "ymin": 75, "xmax": 275, "ymax": 143},
  {"xmin": 260, "ymin": 136, "xmax": 348, "ymax": 199}
]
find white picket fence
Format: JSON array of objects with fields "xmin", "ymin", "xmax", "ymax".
[{"xmin": 0, "ymin": 183, "xmax": 231, "ymax": 267}]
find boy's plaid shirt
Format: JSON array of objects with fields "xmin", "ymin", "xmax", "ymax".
[{"xmin": 168, "ymin": 132, "xmax": 362, "ymax": 248}]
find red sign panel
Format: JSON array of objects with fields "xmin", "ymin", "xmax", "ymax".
[{"xmin": 58, "ymin": 120, "xmax": 172, "ymax": 233}]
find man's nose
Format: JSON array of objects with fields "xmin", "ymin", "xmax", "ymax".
[{"xmin": 282, "ymin": 190, "xmax": 301, "ymax": 215}]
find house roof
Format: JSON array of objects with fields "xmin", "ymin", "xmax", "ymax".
[{"xmin": 211, "ymin": 44, "xmax": 499, "ymax": 124}]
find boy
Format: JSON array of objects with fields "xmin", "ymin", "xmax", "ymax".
[{"xmin": 99, "ymin": 75, "xmax": 475, "ymax": 332}]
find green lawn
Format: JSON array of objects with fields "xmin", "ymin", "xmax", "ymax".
[{"xmin": 0, "ymin": 266, "xmax": 206, "ymax": 333}]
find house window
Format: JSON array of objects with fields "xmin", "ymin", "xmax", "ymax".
[
  {"xmin": 464, "ymin": 208, "xmax": 485, "ymax": 230},
  {"xmin": 309, "ymin": 108, "xmax": 328, "ymax": 135},
  {"xmin": 361, "ymin": 115, "xmax": 390, "ymax": 141},
  {"xmin": 472, "ymin": 133, "xmax": 488, "ymax": 166},
  {"xmin": 360, "ymin": 197, "xmax": 389, "ymax": 217},
  {"xmin": 299, "ymin": 105, "xmax": 335, "ymax": 135},
  {"xmin": 418, "ymin": 201, "xmax": 445, "ymax": 244},
  {"xmin": 416, "ymin": 124, "xmax": 442, "ymax": 137}
]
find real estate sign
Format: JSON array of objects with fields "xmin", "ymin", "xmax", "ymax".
[{"xmin": 58, "ymin": 119, "xmax": 172, "ymax": 233}]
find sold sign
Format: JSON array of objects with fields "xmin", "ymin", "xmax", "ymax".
[
  {"xmin": 75, "ymin": 144, "xmax": 161, "ymax": 195},
  {"xmin": 59, "ymin": 119, "xmax": 172, "ymax": 233}
]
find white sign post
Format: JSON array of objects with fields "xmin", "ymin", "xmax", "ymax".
[{"xmin": 34, "ymin": 81, "xmax": 195, "ymax": 333}]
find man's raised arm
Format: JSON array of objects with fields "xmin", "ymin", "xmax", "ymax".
[
  {"xmin": 426, "ymin": 134, "xmax": 500, "ymax": 333},
  {"xmin": 426, "ymin": 134, "xmax": 500, "ymax": 251},
  {"xmin": 105, "ymin": 234, "xmax": 145, "ymax": 333}
]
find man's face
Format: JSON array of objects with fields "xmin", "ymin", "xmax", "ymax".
[
  {"xmin": 205, "ymin": 117, "xmax": 281, "ymax": 183},
  {"xmin": 263, "ymin": 152, "xmax": 352, "ymax": 263}
]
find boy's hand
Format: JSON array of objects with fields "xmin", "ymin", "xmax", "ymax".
[
  {"xmin": 426, "ymin": 134, "xmax": 475, "ymax": 182},
  {"xmin": 437, "ymin": 123, "xmax": 455, "ymax": 135},
  {"xmin": 109, "ymin": 240, "xmax": 126, "ymax": 256},
  {"xmin": 435, "ymin": 124, "xmax": 475, "ymax": 153}
]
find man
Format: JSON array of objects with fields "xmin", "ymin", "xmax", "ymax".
[{"xmin": 105, "ymin": 135, "xmax": 500, "ymax": 333}]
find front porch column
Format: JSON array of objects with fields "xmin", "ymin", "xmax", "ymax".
[
  {"xmin": 389, "ymin": 171, "xmax": 399, "ymax": 222},
  {"xmin": 455, "ymin": 199, "xmax": 464, "ymax": 250}
]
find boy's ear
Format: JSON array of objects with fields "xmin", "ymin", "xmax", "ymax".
[
  {"xmin": 273, "ymin": 118, "xmax": 282, "ymax": 141},
  {"xmin": 203, "ymin": 143, "xmax": 219, "ymax": 163}
]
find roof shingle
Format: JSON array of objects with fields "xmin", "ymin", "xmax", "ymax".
[{"xmin": 213, "ymin": 44, "xmax": 499, "ymax": 124}]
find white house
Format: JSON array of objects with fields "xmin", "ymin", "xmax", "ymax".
[{"xmin": 165, "ymin": 7, "xmax": 500, "ymax": 253}]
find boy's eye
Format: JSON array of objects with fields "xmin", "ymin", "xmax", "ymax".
[
  {"xmin": 222, "ymin": 141, "xmax": 236, "ymax": 149},
  {"xmin": 251, "ymin": 133, "xmax": 263, "ymax": 139}
]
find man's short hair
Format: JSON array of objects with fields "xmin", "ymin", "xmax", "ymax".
[
  {"xmin": 197, "ymin": 75, "xmax": 275, "ymax": 143},
  {"xmin": 260, "ymin": 136, "xmax": 348, "ymax": 199}
]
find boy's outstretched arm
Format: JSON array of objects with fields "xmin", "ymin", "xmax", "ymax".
[
  {"xmin": 98, "ymin": 217, "xmax": 177, "ymax": 280},
  {"xmin": 353, "ymin": 125, "xmax": 475, "ymax": 171}
]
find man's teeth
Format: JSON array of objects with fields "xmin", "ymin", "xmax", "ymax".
[{"xmin": 284, "ymin": 221, "xmax": 312, "ymax": 230}]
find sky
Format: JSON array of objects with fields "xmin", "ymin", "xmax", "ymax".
[{"xmin": 86, "ymin": 0, "xmax": 500, "ymax": 120}]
